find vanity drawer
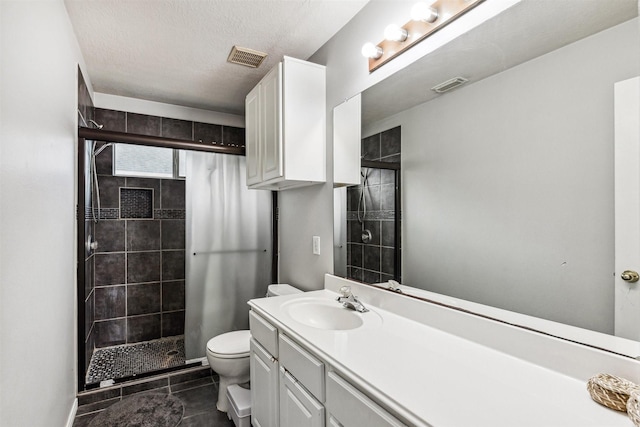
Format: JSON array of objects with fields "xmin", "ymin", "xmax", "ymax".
[
  {"xmin": 249, "ymin": 310, "xmax": 278, "ymax": 357},
  {"xmin": 326, "ymin": 371, "xmax": 406, "ymax": 427},
  {"xmin": 278, "ymin": 334, "xmax": 325, "ymax": 402}
]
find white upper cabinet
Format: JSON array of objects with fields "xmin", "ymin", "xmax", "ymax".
[{"xmin": 245, "ymin": 56, "xmax": 326, "ymax": 190}]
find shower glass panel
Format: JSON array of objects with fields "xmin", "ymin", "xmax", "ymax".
[{"xmin": 185, "ymin": 151, "xmax": 272, "ymax": 360}]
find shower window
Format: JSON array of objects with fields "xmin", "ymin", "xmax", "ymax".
[{"xmin": 113, "ymin": 144, "xmax": 186, "ymax": 179}]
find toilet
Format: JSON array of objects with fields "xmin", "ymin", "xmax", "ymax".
[{"xmin": 206, "ymin": 284, "xmax": 302, "ymax": 413}]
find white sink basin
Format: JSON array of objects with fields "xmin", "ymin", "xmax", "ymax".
[{"xmin": 283, "ymin": 298, "xmax": 365, "ymax": 330}]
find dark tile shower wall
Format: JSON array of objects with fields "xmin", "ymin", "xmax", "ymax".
[
  {"xmin": 88, "ymin": 107, "xmax": 244, "ymax": 349},
  {"xmin": 347, "ymin": 126, "xmax": 401, "ymax": 284}
]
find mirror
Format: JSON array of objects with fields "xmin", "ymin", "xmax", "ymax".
[{"xmin": 334, "ymin": 0, "xmax": 640, "ymax": 354}]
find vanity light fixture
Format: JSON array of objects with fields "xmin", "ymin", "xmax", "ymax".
[
  {"xmin": 411, "ymin": 1, "xmax": 439, "ymax": 23},
  {"xmin": 384, "ymin": 24, "xmax": 409, "ymax": 42},
  {"xmin": 362, "ymin": 0, "xmax": 485, "ymax": 73},
  {"xmin": 361, "ymin": 42, "xmax": 384, "ymax": 59}
]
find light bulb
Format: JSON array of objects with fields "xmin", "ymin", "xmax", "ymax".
[
  {"xmin": 384, "ymin": 24, "xmax": 408, "ymax": 42},
  {"xmin": 411, "ymin": 1, "xmax": 439, "ymax": 23},
  {"xmin": 361, "ymin": 42, "xmax": 383, "ymax": 59}
]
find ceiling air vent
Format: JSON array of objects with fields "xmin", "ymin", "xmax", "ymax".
[
  {"xmin": 431, "ymin": 77, "xmax": 468, "ymax": 94},
  {"xmin": 227, "ymin": 46, "xmax": 268, "ymax": 68}
]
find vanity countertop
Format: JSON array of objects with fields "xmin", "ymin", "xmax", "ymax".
[{"xmin": 248, "ymin": 289, "xmax": 630, "ymax": 427}]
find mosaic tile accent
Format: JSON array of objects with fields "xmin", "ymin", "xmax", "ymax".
[
  {"xmin": 98, "ymin": 208, "xmax": 120, "ymax": 220},
  {"xmin": 347, "ymin": 210, "xmax": 395, "ymax": 221},
  {"xmin": 120, "ymin": 188, "xmax": 153, "ymax": 219},
  {"xmin": 86, "ymin": 336, "xmax": 185, "ymax": 384},
  {"xmin": 154, "ymin": 209, "xmax": 186, "ymax": 220}
]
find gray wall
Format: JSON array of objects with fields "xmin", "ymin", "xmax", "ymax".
[
  {"xmin": 366, "ymin": 18, "xmax": 639, "ymax": 334},
  {"xmin": 0, "ymin": 1, "xmax": 89, "ymax": 425},
  {"xmin": 287, "ymin": 0, "xmax": 444, "ymax": 290}
]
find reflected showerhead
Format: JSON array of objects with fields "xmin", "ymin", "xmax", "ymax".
[{"xmin": 88, "ymin": 119, "xmax": 104, "ymax": 129}]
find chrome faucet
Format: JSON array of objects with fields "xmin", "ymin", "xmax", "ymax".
[
  {"xmin": 387, "ymin": 280, "xmax": 402, "ymax": 293},
  {"xmin": 336, "ymin": 286, "xmax": 369, "ymax": 313}
]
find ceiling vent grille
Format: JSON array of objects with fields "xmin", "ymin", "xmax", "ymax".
[
  {"xmin": 431, "ymin": 77, "xmax": 468, "ymax": 93},
  {"xmin": 227, "ymin": 46, "xmax": 268, "ymax": 68}
]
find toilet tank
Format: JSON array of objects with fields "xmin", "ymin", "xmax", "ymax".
[{"xmin": 267, "ymin": 284, "xmax": 302, "ymax": 297}]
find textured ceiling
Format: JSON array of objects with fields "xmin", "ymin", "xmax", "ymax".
[
  {"xmin": 65, "ymin": 0, "xmax": 369, "ymax": 115},
  {"xmin": 363, "ymin": 0, "xmax": 638, "ymax": 125}
]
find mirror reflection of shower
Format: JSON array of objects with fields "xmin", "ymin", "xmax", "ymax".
[{"xmin": 343, "ymin": 126, "xmax": 401, "ymax": 284}]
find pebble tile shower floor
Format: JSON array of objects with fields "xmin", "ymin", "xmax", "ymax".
[{"xmin": 86, "ymin": 336, "xmax": 185, "ymax": 384}]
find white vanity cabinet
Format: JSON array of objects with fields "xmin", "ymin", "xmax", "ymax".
[
  {"xmin": 325, "ymin": 371, "xmax": 406, "ymax": 427},
  {"xmin": 245, "ymin": 56, "xmax": 326, "ymax": 190},
  {"xmin": 249, "ymin": 309, "xmax": 405, "ymax": 427}
]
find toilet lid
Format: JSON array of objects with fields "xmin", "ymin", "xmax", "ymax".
[{"xmin": 206, "ymin": 330, "xmax": 250, "ymax": 356}]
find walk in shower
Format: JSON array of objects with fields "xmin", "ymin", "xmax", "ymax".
[
  {"xmin": 335, "ymin": 126, "xmax": 402, "ymax": 284},
  {"xmin": 77, "ymin": 78, "xmax": 273, "ymax": 390}
]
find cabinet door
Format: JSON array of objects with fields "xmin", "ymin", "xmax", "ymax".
[
  {"xmin": 260, "ymin": 62, "xmax": 283, "ymax": 183},
  {"xmin": 250, "ymin": 339, "xmax": 279, "ymax": 427},
  {"xmin": 245, "ymin": 84, "xmax": 261, "ymax": 186},
  {"xmin": 326, "ymin": 371, "xmax": 406, "ymax": 427},
  {"xmin": 279, "ymin": 368, "xmax": 324, "ymax": 427}
]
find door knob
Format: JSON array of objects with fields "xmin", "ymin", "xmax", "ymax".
[{"xmin": 621, "ymin": 270, "xmax": 639, "ymax": 282}]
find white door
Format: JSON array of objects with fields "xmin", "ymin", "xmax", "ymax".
[
  {"xmin": 246, "ymin": 84, "xmax": 261, "ymax": 186},
  {"xmin": 614, "ymin": 76, "xmax": 640, "ymax": 341}
]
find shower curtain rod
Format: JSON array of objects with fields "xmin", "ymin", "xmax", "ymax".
[{"xmin": 78, "ymin": 127, "xmax": 245, "ymax": 156}]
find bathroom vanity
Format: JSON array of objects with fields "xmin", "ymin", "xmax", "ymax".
[{"xmin": 248, "ymin": 275, "xmax": 636, "ymax": 427}]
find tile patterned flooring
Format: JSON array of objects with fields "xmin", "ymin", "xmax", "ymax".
[
  {"xmin": 73, "ymin": 366, "xmax": 234, "ymax": 427},
  {"xmin": 86, "ymin": 336, "xmax": 185, "ymax": 384}
]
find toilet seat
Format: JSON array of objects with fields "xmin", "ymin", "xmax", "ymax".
[{"xmin": 206, "ymin": 330, "xmax": 251, "ymax": 359}]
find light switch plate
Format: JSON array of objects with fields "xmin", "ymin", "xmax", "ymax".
[{"xmin": 312, "ymin": 236, "xmax": 321, "ymax": 255}]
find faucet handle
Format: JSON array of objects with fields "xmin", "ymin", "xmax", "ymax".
[{"xmin": 339, "ymin": 286, "xmax": 352, "ymax": 298}]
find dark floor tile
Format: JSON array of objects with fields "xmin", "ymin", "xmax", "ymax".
[
  {"xmin": 170, "ymin": 377, "xmax": 214, "ymax": 393},
  {"xmin": 173, "ymin": 384, "xmax": 218, "ymax": 418},
  {"xmin": 161, "ymin": 219, "xmax": 185, "ymax": 249},
  {"xmin": 121, "ymin": 377, "xmax": 169, "ymax": 396},
  {"xmin": 180, "ymin": 409, "xmax": 234, "ymax": 427},
  {"xmin": 170, "ymin": 367, "xmax": 212, "ymax": 385},
  {"xmin": 75, "ymin": 396, "xmax": 121, "ymax": 416},
  {"xmin": 162, "ymin": 281, "xmax": 185, "ymax": 311},
  {"xmin": 126, "ymin": 220, "xmax": 160, "ymax": 251},
  {"xmin": 94, "ymin": 286, "xmax": 126, "ymax": 320},
  {"xmin": 162, "ymin": 250, "xmax": 185, "ymax": 280},
  {"xmin": 72, "ymin": 412, "xmax": 99, "ymax": 427},
  {"xmin": 127, "ymin": 251, "xmax": 161, "ymax": 283},
  {"xmin": 78, "ymin": 387, "xmax": 121, "ymax": 406},
  {"xmin": 127, "ymin": 282, "xmax": 161, "ymax": 315},
  {"xmin": 161, "ymin": 179, "xmax": 185, "ymax": 210}
]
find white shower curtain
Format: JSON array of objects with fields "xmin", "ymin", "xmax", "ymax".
[{"xmin": 185, "ymin": 151, "xmax": 272, "ymax": 360}]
